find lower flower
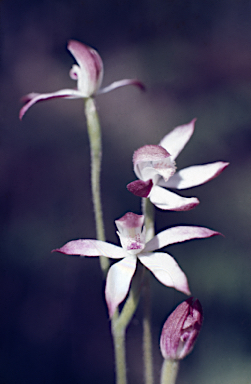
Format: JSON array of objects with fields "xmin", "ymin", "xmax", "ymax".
[{"xmin": 54, "ymin": 212, "xmax": 219, "ymax": 317}]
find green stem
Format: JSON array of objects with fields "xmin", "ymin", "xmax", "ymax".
[
  {"xmin": 142, "ymin": 271, "xmax": 153, "ymax": 384},
  {"xmin": 84, "ymin": 97, "xmax": 109, "ymax": 276},
  {"xmin": 160, "ymin": 360, "xmax": 179, "ymax": 384},
  {"xmin": 111, "ymin": 264, "xmax": 144, "ymax": 384},
  {"xmin": 142, "ymin": 198, "xmax": 155, "ymax": 384}
]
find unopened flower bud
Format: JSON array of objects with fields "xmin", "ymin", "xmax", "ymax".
[{"xmin": 160, "ymin": 297, "xmax": 203, "ymax": 360}]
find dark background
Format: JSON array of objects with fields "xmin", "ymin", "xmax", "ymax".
[{"xmin": 1, "ymin": 0, "xmax": 251, "ymax": 383}]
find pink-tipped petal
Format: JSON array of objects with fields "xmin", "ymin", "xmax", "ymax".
[
  {"xmin": 67, "ymin": 40, "xmax": 103, "ymax": 95},
  {"xmin": 138, "ymin": 252, "xmax": 190, "ymax": 295},
  {"xmin": 149, "ymin": 186, "xmax": 199, "ymax": 211},
  {"xmin": 53, "ymin": 239, "xmax": 126, "ymax": 259},
  {"xmin": 105, "ymin": 256, "xmax": 137, "ymax": 317},
  {"xmin": 127, "ymin": 179, "xmax": 153, "ymax": 198},
  {"xmin": 144, "ymin": 226, "xmax": 220, "ymax": 253},
  {"xmin": 159, "ymin": 119, "xmax": 196, "ymax": 161},
  {"xmin": 133, "ymin": 145, "xmax": 170, "ymax": 165},
  {"xmin": 161, "ymin": 161, "xmax": 229, "ymax": 190},
  {"xmin": 19, "ymin": 89, "xmax": 84, "ymax": 119},
  {"xmin": 115, "ymin": 212, "xmax": 144, "ymax": 231},
  {"xmin": 98, "ymin": 79, "xmax": 145, "ymax": 94}
]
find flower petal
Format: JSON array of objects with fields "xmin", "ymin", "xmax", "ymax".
[
  {"xmin": 19, "ymin": 89, "xmax": 84, "ymax": 119},
  {"xmin": 144, "ymin": 226, "xmax": 220, "ymax": 253},
  {"xmin": 127, "ymin": 179, "xmax": 153, "ymax": 197},
  {"xmin": 138, "ymin": 252, "xmax": 190, "ymax": 295},
  {"xmin": 160, "ymin": 162, "xmax": 229, "ymax": 190},
  {"xmin": 98, "ymin": 79, "xmax": 145, "ymax": 94},
  {"xmin": 132, "ymin": 145, "xmax": 174, "ymax": 182},
  {"xmin": 159, "ymin": 119, "xmax": 196, "ymax": 161},
  {"xmin": 67, "ymin": 40, "xmax": 104, "ymax": 95},
  {"xmin": 105, "ymin": 256, "xmax": 137, "ymax": 317},
  {"xmin": 115, "ymin": 212, "xmax": 146, "ymax": 255},
  {"xmin": 53, "ymin": 239, "xmax": 126, "ymax": 259},
  {"xmin": 149, "ymin": 185, "xmax": 199, "ymax": 211}
]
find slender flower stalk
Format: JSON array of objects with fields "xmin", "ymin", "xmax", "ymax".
[
  {"xmin": 84, "ymin": 97, "xmax": 109, "ymax": 275},
  {"xmin": 112, "ymin": 263, "xmax": 144, "ymax": 384},
  {"xmin": 160, "ymin": 360, "xmax": 179, "ymax": 384},
  {"xmin": 142, "ymin": 198, "xmax": 155, "ymax": 384}
]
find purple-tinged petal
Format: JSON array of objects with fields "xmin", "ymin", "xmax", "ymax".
[
  {"xmin": 138, "ymin": 252, "xmax": 190, "ymax": 295},
  {"xmin": 133, "ymin": 145, "xmax": 175, "ymax": 182},
  {"xmin": 19, "ymin": 89, "xmax": 84, "ymax": 119},
  {"xmin": 160, "ymin": 161, "xmax": 229, "ymax": 190},
  {"xmin": 105, "ymin": 255, "xmax": 137, "ymax": 317},
  {"xmin": 98, "ymin": 79, "xmax": 145, "ymax": 94},
  {"xmin": 133, "ymin": 145, "xmax": 170, "ymax": 164},
  {"xmin": 160, "ymin": 298, "xmax": 203, "ymax": 360},
  {"xmin": 115, "ymin": 212, "xmax": 146, "ymax": 255},
  {"xmin": 149, "ymin": 185, "xmax": 199, "ymax": 211},
  {"xmin": 159, "ymin": 119, "xmax": 196, "ymax": 161},
  {"xmin": 127, "ymin": 179, "xmax": 153, "ymax": 198},
  {"xmin": 67, "ymin": 40, "xmax": 103, "ymax": 95},
  {"xmin": 53, "ymin": 239, "xmax": 126, "ymax": 259},
  {"xmin": 115, "ymin": 212, "xmax": 144, "ymax": 231},
  {"xmin": 144, "ymin": 226, "xmax": 220, "ymax": 253}
]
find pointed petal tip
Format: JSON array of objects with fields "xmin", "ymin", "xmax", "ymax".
[{"xmin": 171, "ymin": 198, "xmax": 200, "ymax": 211}]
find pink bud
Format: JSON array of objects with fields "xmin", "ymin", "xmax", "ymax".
[{"xmin": 160, "ymin": 298, "xmax": 203, "ymax": 360}]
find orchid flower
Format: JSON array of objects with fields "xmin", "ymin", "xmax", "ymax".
[
  {"xmin": 19, "ymin": 40, "xmax": 144, "ymax": 119},
  {"xmin": 54, "ymin": 212, "xmax": 219, "ymax": 317},
  {"xmin": 127, "ymin": 119, "xmax": 229, "ymax": 211}
]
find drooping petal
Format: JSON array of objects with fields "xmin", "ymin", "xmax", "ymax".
[
  {"xmin": 67, "ymin": 40, "xmax": 104, "ymax": 96},
  {"xmin": 98, "ymin": 79, "xmax": 145, "ymax": 94},
  {"xmin": 160, "ymin": 161, "xmax": 229, "ymax": 190},
  {"xmin": 149, "ymin": 185, "xmax": 199, "ymax": 211},
  {"xmin": 144, "ymin": 226, "xmax": 220, "ymax": 253},
  {"xmin": 54, "ymin": 239, "xmax": 126, "ymax": 259},
  {"xmin": 159, "ymin": 119, "xmax": 196, "ymax": 161},
  {"xmin": 19, "ymin": 89, "xmax": 84, "ymax": 119},
  {"xmin": 127, "ymin": 179, "xmax": 153, "ymax": 198},
  {"xmin": 115, "ymin": 212, "xmax": 146, "ymax": 255},
  {"xmin": 138, "ymin": 252, "xmax": 190, "ymax": 295},
  {"xmin": 105, "ymin": 255, "xmax": 137, "ymax": 317}
]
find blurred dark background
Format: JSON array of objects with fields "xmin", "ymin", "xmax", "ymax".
[{"xmin": 0, "ymin": 0, "xmax": 251, "ymax": 383}]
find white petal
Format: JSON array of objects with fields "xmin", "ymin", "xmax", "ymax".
[
  {"xmin": 138, "ymin": 252, "xmax": 190, "ymax": 295},
  {"xmin": 105, "ymin": 256, "xmax": 137, "ymax": 317},
  {"xmin": 54, "ymin": 239, "xmax": 126, "ymax": 259},
  {"xmin": 98, "ymin": 79, "xmax": 145, "ymax": 94},
  {"xmin": 149, "ymin": 185, "xmax": 199, "ymax": 211},
  {"xmin": 67, "ymin": 40, "xmax": 104, "ymax": 95},
  {"xmin": 144, "ymin": 226, "xmax": 220, "ymax": 253},
  {"xmin": 159, "ymin": 119, "xmax": 196, "ymax": 161},
  {"xmin": 160, "ymin": 162, "xmax": 229, "ymax": 190},
  {"xmin": 19, "ymin": 89, "xmax": 85, "ymax": 119}
]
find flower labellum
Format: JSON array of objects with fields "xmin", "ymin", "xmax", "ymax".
[
  {"xmin": 160, "ymin": 297, "xmax": 203, "ymax": 360},
  {"xmin": 127, "ymin": 119, "xmax": 229, "ymax": 211},
  {"xmin": 19, "ymin": 40, "xmax": 145, "ymax": 119},
  {"xmin": 54, "ymin": 212, "xmax": 219, "ymax": 317}
]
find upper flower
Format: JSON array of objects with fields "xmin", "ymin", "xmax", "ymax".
[
  {"xmin": 54, "ymin": 212, "xmax": 219, "ymax": 317},
  {"xmin": 127, "ymin": 119, "xmax": 229, "ymax": 211},
  {"xmin": 19, "ymin": 40, "xmax": 145, "ymax": 119},
  {"xmin": 160, "ymin": 297, "xmax": 203, "ymax": 360}
]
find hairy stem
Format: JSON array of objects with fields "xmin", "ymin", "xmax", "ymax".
[
  {"xmin": 142, "ymin": 198, "xmax": 155, "ymax": 384},
  {"xmin": 111, "ymin": 264, "xmax": 144, "ymax": 384},
  {"xmin": 160, "ymin": 360, "xmax": 179, "ymax": 384},
  {"xmin": 84, "ymin": 97, "xmax": 109, "ymax": 276}
]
